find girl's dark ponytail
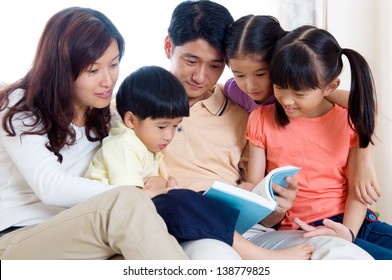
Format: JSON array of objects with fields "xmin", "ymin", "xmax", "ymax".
[{"xmin": 342, "ymin": 48, "xmax": 376, "ymax": 148}]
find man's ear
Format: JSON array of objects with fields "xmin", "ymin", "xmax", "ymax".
[
  {"xmin": 324, "ymin": 78, "xmax": 340, "ymax": 96},
  {"xmin": 164, "ymin": 35, "xmax": 172, "ymax": 59},
  {"xmin": 124, "ymin": 111, "xmax": 136, "ymax": 129}
]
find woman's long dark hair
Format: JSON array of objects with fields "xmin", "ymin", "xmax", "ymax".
[
  {"xmin": 0, "ymin": 7, "xmax": 125, "ymax": 159},
  {"xmin": 270, "ymin": 25, "xmax": 376, "ymax": 148}
]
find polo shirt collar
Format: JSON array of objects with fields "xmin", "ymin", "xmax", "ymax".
[{"xmin": 200, "ymin": 85, "xmax": 228, "ymax": 116}]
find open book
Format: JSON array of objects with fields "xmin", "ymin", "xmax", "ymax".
[{"xmin": 203, "ymin": 166, "xmax": 300, "ymax": 234}]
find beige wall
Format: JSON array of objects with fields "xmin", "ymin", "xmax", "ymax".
[
  {"xmin": 373, "ymin": 0, "xmax": 392, "ymax": 223},
  {"xmin": 328, "ymin": 0, "xmax": 392, "ymax": 223}
]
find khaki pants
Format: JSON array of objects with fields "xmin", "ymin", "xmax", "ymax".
[{"xmin": 0, "ymin": 186, "xmax": 188, "ymax": 260}]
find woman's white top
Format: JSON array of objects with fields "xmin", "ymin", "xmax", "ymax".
[{"xmin": 0, "ymin": 89, "xmax": 113, "ymax": 231}]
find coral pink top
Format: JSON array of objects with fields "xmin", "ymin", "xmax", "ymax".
[{"xmin": 246, "ymin": 104, "xmax": 357, "ymax": 229}]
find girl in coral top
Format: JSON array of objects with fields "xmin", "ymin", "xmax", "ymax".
[
  {"xmin": 244, "ymin": 25, "xmax": 392, "ymax": 259},
  {"xmin": 224, "ymin": 15, "xmax": 380, "ymax": 207}
]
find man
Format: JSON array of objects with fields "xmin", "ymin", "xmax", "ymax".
[{"xmin": 160, "ymin": 0, "xmax": 372, "ymax": 260}]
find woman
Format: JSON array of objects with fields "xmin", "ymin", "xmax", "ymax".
[{"xmin": 0, "ymin": 7, "xmax": 187, "ymax": 260}]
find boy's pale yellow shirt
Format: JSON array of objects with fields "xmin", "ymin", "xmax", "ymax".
[{"xmin": 84, "ymin": 121, "xmax": 162, "ymax": 187}]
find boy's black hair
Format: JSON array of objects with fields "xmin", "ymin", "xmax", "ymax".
[{"xmin": 116, "ymin": 65, "xmax": 189, "ymax": 120}]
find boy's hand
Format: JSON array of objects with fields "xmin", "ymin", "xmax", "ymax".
[
  {"xmin": 167, "ymin": 176, "xmax": 182, "ymax": 189},
  {"xmin": 144, "ymin": 176, "xmax": 168, "ymax": 190}
]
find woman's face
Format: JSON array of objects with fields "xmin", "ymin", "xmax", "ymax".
[
  {"xmin": 228, "ymin": 54, "xmax": 273, "ymax": 104},
  {"xmin": 73, "ymin": 40, "xmax": 120, "ymax": 124}
]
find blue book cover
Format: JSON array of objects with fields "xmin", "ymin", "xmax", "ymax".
[{"xmin": 204, "ymin": 166, "xmax": 300, "ymax": 234}]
